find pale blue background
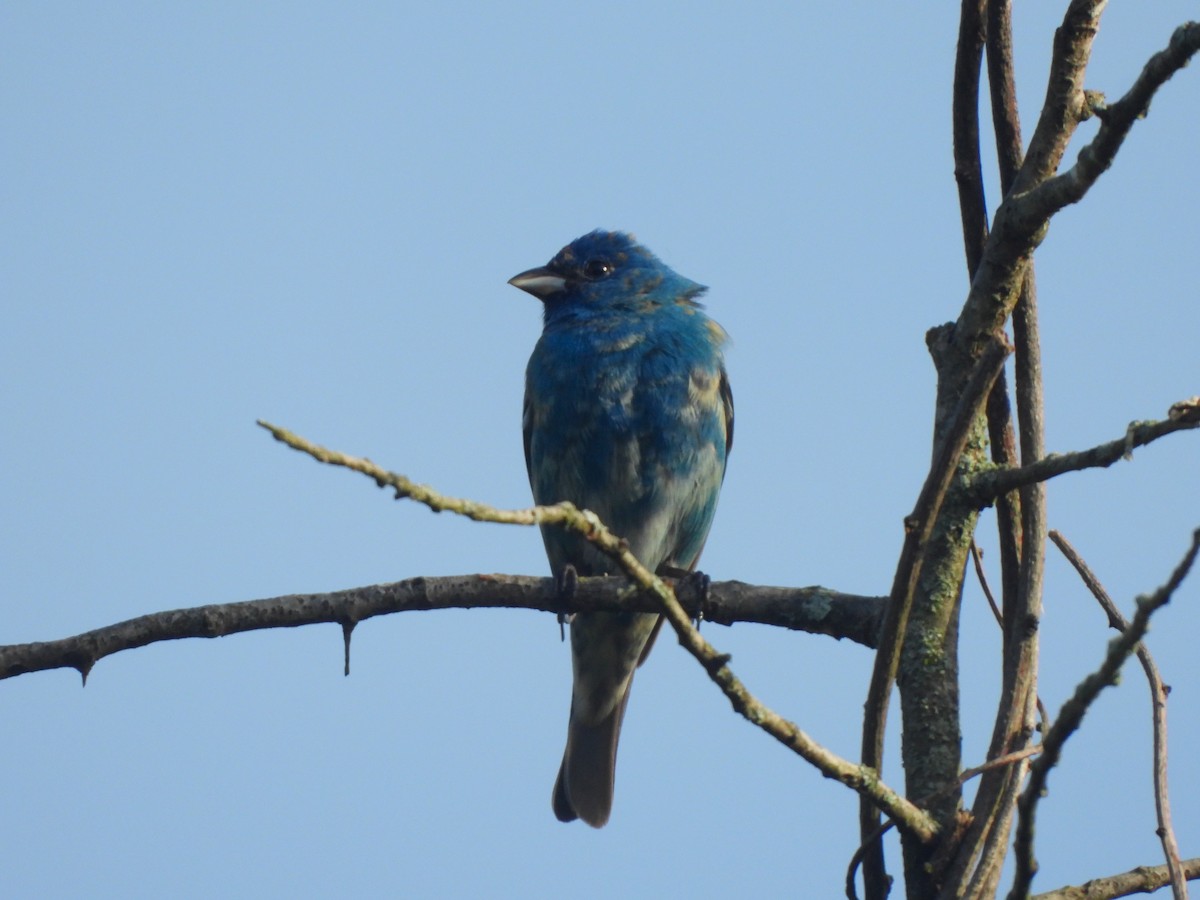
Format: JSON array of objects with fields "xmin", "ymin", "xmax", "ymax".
[{"xmin": 3, "ymin": 3, "xmax": 1197, "ymax": 897}]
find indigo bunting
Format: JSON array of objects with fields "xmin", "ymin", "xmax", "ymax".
[{"xmin": 510, "ymin": 230, "xmax": 733, "ymax": 827}]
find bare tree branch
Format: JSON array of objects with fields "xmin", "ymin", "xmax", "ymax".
[
  {"xmin": 251, "ymin": 422, "xmax": 941, "ymax": 840},
  {"xmin": 1031, "ymin": 857, "xmax": 1200, "ymax": 900},
  {"xmin": 969, "ymin": 399, "xmax": 1200, "ymax": 503},
  {"xmin": 1050, "ymin": 531, "xmax": 1188, "ymax": 899},
  {"xmin": 0, "ymin": 576, "xmax": 885, "ymax": 682},
  {"xmin": 985, "ymin": 0, "xmax": 1024, "ymax": 196},
  {"xmin": 1019, "ymin": 21, "xmax": 1200, "ymax": 226},
  {"xmin": 971, "ymin": 542, "xmax": 1004, "ymax": 627},
  {"xmin": 952, "ymin": 0, "xmax": 989, "ymax": 279},
  {"xmin": 984, "ymin": 370, "xmax": 1023, "ymax": 603},
  {"xmin": 978, "ymin": 147, "xmax": 1049, "ymax": 900},
  {"xmin": 955, "ymin": 14, "xmax": 1200, "ymax": 353},
  {"xmin": 1012, "ymin": 0, "xmax": 1107, "ymax": 194},
  {"xmin": 1007, "ymin": 528, "xmax": 1200, "ymax": 899},
  {"xmin": 970, "ymin": 541, "xmax": 1053, "ymax": 735},
  {"xmin": 981, "ymin": 0, "xmax": 1026, "ymax": 631},
  {"xmin": 940, "ymin": 20, "xmax": 1200, "ymax": 894}
]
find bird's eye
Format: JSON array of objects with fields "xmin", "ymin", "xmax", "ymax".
[{"xmin": 583, "ymin": 258, "xmax": 614, "ymax": 280}]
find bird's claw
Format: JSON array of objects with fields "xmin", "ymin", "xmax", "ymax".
[
  {"xmin": 684, "ymin": 570, "xmax": 712, "ymax": 630},
  {"xmin": 657, "ymin": 565, "xmax": 712, "ymax": 629}
]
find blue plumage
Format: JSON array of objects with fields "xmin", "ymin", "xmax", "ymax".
[{"xmin": 510, "ymin": 230, "xmax": 733, "ymax": 827}]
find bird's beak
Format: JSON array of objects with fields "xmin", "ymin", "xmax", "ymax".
[{"xmin": 508, "ymin": 267, "xmax": 566, "ymax": 300}]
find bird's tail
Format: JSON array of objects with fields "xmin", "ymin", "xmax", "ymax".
[
  {"xmin": 551, "ymin": 676, "xmax": 635, "ymax": 828},
  {"xmin": 552, "ymin": 613, "xmax": 663, "ymax": 827}
]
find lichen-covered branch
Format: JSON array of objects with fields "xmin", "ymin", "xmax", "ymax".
[
  {"xmin": 858, "ymin": 333, "xmax": 1010, "ymax": 896},
  {"xmin": 969, "ymin": 399, "xmax": 1200, "ymax": 504},
  {"xmin": 1031, "ymin": 856, "xmax": 1200, "ymax": 900},
  {"xmin": 256, "ymin": 421, "xmax": 939, "ymax": 840}
]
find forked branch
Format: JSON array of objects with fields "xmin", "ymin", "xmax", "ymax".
[
  {"xmin": 1007, "ymin": 528, "xmax": 1200, "ymax": 898},
  {"xmin": 969, "ymin": 399, "xmax": 1200, "ymax": 504},
  {"xmin": 1050, "ymin": 531, "xmax": 1188, "ymax": 898}
]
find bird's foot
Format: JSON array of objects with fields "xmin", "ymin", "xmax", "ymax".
[
  {"xmin": 555, "ymin": 564, "xmax": 578, "ymax": 641},
  {"xmin": 656, "ymin": 565, "xmax": 712, "ymax": 630},
  {"xmin": 683, "ymin": 570, "xmax": 712, "ymax": 630}
]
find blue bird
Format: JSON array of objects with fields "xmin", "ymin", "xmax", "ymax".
[{"xmin": 509, "ymin": 230, "xmax": 733, "ymax": 827}]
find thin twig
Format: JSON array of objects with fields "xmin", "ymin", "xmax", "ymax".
[
  {"xmin": 986, "ymin": 0, "xmax": 1024, "ymax": 197},
  {"xmin": 1031, "ymin": 856, "xmax": 1200, "ymax": 900},
  {"xmin": 970, "ymin": 400, "xmax": 1200, "ymax": 503},
  {"xmin": 971, "ymin": 542, "xmax": 1004, "ymax": 627},
  {"xmin": 985, "ymin": 370, "xmax": 1024, "ymax": 607},
  {"xmin": 1049, "ymin": 530, "xmax": 1188, "ymax": 899},
  {"xmin": 257, "ymin": 421, "xmax": 940, "ymax": 841},
  {"xmin": 973, "ymin": 242, "xmax": 1048, "ymax": 900},
  {"xmin": 971, "ymin": 542, "xmax": 1053, "ymax": 735},
  {"xmin": 983, "ymin": 0, "xmax": 1025, "ymax": 629},
  {"xmin": 1007, "ymin": 528, "xmax": 1200, "ymax": 899},
  {"xmin": 958, "ymin": 536, "xmax": 1052, "ymax": 900}
]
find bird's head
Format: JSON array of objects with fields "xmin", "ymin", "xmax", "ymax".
[{"xmin": 508, "ymin": 230, "xmax": 706, "ymax": 319}]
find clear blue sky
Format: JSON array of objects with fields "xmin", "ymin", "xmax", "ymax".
[{"xmin": 3, "ymin": 4, "xmax": 1197, "ymax": 897}]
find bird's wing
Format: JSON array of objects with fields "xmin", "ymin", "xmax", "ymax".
[
  {"xmin": 719, "ymin": 364, "xmax": 734, "ymax": 465},
  {"xmin": 522, "ymin": 383, "xmax": 535, "ymax": 486}
]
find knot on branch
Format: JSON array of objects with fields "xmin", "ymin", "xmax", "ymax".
[
  {"xmin": 1168, "ymin": 396, "xmax": 1200, "ymax": 423},
  {"xmin": 1081, "ymin": 89, "xmax": 1109, "ymax": 121},
  {"xmin": 925, "ymin": 322, "xmax": 957, "ymax": 370}
]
